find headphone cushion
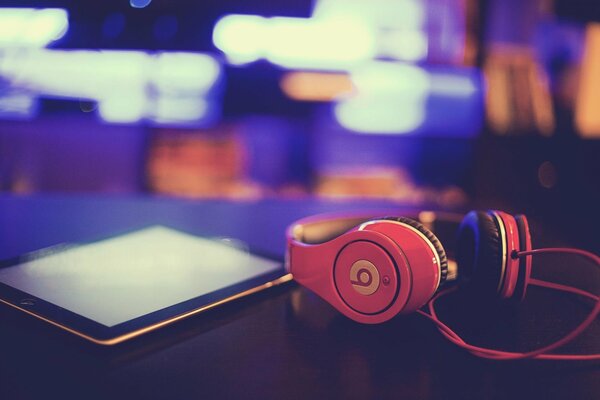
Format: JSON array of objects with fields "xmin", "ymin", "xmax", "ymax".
[
  {"xmin": 382, "ymin": 216, "xmax": 449, "ymax": 286},
  {"xmin": 456, "ymin": 211, "xmax": 504, "ymax": 297}
]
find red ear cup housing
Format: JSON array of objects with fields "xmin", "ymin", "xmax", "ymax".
[
  {"xmin": 287, "ymin": 214, "xmax": 449, "ymax": 323},
  {"xmin": 513, "ymin": 214, "xmax": 532, "ymax": 300},
  {"xmin": 288, "ymin": 227, "xmax": 413, "ymax": 324},
  {"xmin": 381, "ymin": 216, "xmax": 449, "ymax": 286},
  {"xmin": 334, "ymin": 240, "xmax": 399, "ymax": 315},
  {"xmin": 360, "ymin": 217, "xmax": 447, "ymax": 313}
]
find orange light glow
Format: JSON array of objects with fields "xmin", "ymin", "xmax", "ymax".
[
  {"xmin": 280, "ymin": 71, "xmax": 354, "ymax": 102},
  {"xmin": 484, "ymin": 45, "xmax": 554, "ymax": 135},
  {"xmin": 463, "ymin": 0, "xmax": 479, "ymax": 66},
  {"xmin": 576, "ymin": 23, "xmax": 600, "ymax": 138},
  {"xmin": 147, "ymin": 127, "xmax": 263, "ymax": 199},
  {"xmin": 314, "ymin": 167, "xmax": 467, "ymax": 207}
]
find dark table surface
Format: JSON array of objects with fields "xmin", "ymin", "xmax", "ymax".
[{"xmin": 0, "ymin": 194, "xmax": 598, "ymax": 400}]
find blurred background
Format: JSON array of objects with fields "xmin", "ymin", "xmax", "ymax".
[{"xmin": 0, "ymin": 0, "xmax": 598, "ymax": 250}]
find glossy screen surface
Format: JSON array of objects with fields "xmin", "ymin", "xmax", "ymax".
[{"xmin": 0, "ymin": 226, "xmax": 281, "ymax": 327}]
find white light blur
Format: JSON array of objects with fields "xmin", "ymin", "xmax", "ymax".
[
  {"xmin": 0, "ymin": 92, "xmax": 37, "ymax": 118},
  {"xmin": 0, "ymin": 49, "xmax": 221, "ymax": 124},
  {"xmin": 335, "ymin": 61, "xmax": 481, "ymax": 134},
  {"xmin": 0, "ymin": 49, "xmax": 149, "ymax": 101},
  {"xmin": 98, "ymin": 94, "xmax": 147, "ymax": 123},
  {"xmin": 312, "ymin": 0, "xmax": 425, "ymax": 30},
  {"xmin": 350, "ymin": 62, "xmax": 430, "ymax": 96},
  {"xmin": 212, "ymin": 15, "xmax": 267, "ymax": 64},
  {"xmin": 378, "ymin": 29, "xmax": 428, "ymax": 62},
  {"xmin": 212, "ymin": 14, "xmax": 376, "ymax": 70},
  {"xmin": 0, "ymin": 50, "xmax": 220, "ymax": 99},
  {"xmin": 212, "ymin": 0, "xmax": 428, "ymax": 68},
  {"xmin": 334, "ymin": 95, "xmax": 427, "ymax": 134},
  {"xmin": 349, "ymin": 61, "xmax": 478, "ymax": 97},
  {"xmin": 153, "ymin": 52, "xmax": 221, "ymax": 95},
  {"xmin": 153, "ymin": 97, "xmax": 209, "ymax": 123},
  {"xmin": 265, "ymin": 17, "xmax": 375, "ymax": 70},
  {"xmin": 0, "ymin": 8, "xmax": 69, "ymax": 47}
]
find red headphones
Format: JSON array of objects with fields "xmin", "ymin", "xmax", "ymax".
[{"xmin": 286, "ymin": 210, "xmax": 600, "ymax": 360}]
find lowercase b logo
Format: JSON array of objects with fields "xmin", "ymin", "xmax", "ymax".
[{"xmin": 349, "ymin": 260, "xmax": 380, "ymax": 295}]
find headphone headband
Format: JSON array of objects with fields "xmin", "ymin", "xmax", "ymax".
[
  {"xmin": 287, "ymin": 210, "xmax": 462, "ymax": 245},
  {"xmin": 288, "ymin": 214, "xmax": 382, "ymax": 245}
]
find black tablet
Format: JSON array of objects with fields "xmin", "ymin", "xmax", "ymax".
[{"xmin": 0, "ymin": 226, "xmax": 290, "ymax": 345}]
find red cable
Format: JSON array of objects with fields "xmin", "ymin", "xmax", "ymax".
[{"xmin": 420, "ymin": 247, "xmax": 600, "ymax": 360}]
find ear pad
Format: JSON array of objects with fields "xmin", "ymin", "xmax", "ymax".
[
  {"xmin": 456, "ymin": 211, "xmax": 503, "ymax": 297},
  {"xmin": 382, "ymin": 216, "xmax": 449, "ymax": 286}
]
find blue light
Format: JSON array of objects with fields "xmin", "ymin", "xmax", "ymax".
[
  {"xmin": 153, "ymin": 15, "xmax": 178, "ymax": 42},
  {"xmin": 102, "ymin": 13, "xmax": 125, "ymax": 40},
  {"xmin": 130, "ymin": 0, "xmax": 152, "ymax": 9},
  {"xmin": 0, "ymin": 8, "xmax": 69, "ymax": 47}
]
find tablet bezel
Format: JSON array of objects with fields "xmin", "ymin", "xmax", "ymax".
[{"xmin": 0, "ymin": 244, "xmax": 291, "ymax": 346}]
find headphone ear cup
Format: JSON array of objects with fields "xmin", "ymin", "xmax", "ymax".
[
  {"xmin": 381, "ymin": 216, "xmax": 449, "ymax": 286},
  {"xmin": 456, "ymin": 211, "xmax": 504, "ymax": 298}
]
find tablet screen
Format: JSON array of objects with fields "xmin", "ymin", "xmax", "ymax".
[{"xmin": 0, "ymin": 226, "xmax": 282, "ymax": 327}]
